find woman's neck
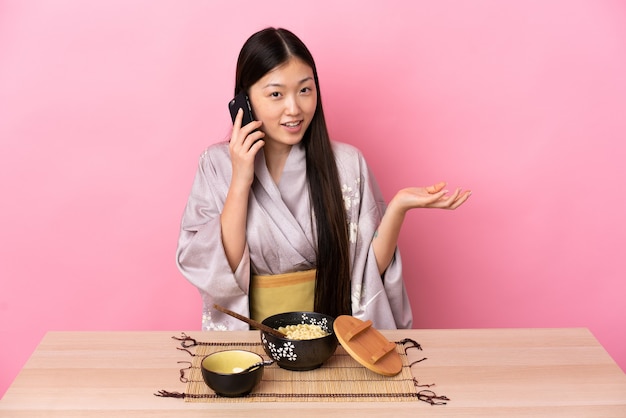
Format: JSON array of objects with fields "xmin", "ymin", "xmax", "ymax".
[{"xmin": 263, "ymin": 142, "xmax": 293, "ymax": 184}]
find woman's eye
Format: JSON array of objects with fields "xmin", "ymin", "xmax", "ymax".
[
  {"xmin": 270, "ymin": 92, "xmax": 281, "ymax": 98},
  {"xmin": 301, "ymin": 87, "xmax": 312, "ymax": 94}
]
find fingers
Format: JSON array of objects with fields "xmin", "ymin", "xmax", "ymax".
[
  {"xmin": 234, "ymin": 107, "xmax": 244, "ymax": 127},
  {"xmin": 230, "ymin": 108, "xmax": 245, "ymax": 139},
  {"xmin": 438, "ymin": 188, "xmax": 471, "ymax": 209},
  {"xmin": 425, "ymin": 181, "xmax": 447, "ymax": 194},
  {"xmin": 232, "ymin": 109, "xmax": 263, "ymax": 139},
  {"xmin": 449, "ymin": 190, "xmax": 472, "ymax": 209},
  {"xmin": 231, "ymin": 109, "xmax": 264, "ymax": 150}
]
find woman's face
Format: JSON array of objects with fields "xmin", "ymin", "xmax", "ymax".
[{"xmin": 248, "ymin": 58, "xmax": 317, "ymax": 148}]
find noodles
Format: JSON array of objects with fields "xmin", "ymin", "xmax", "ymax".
[{"xmin": 277, "ymin": 324, "xmax": 329, "ymax": 340}]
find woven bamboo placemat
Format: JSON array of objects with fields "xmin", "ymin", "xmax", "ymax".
[{"xmin": 182, "ymin": 341, "xmax": 420, "ymax": 403}]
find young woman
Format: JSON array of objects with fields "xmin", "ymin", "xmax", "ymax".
[{"xmin": 176, "ymin": 27, "xmax": 470, "ymax": 331}]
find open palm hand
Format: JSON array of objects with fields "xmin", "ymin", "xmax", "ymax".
[{"xmin": 392, "ymin": 181, "xmax": 471, "ymax": 212}]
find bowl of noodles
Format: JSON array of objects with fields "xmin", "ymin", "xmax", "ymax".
[{"xmin": 260, "ymin": 311, "xmax": 338, "ymax": 371}]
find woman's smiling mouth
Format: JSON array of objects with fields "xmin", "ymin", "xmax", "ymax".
[{"xmin": 281, "ymin": 120, "xmax": 304, "ymax": 134}]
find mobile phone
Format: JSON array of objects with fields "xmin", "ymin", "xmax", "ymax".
[{"xmin": 228, "ymin": 92, "xmax": 255, "ymax": 128}]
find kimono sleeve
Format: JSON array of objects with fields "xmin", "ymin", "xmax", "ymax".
[
  {"xmin": 175, "ymin": 146, "xmax": 251, "ymax": 330},
  {"xmin": 337, "ymin": 143, "xmax": 413, "ymax": 329}
]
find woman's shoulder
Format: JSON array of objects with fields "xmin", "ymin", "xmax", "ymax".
[
  {"xmin": 330, "ymin": 141, "xmax": 372, "ymax": 183},
  {"xmin": 195, "ymin": 141, "xmax": 231, "ymax": 177},
  {"xmin": 199, "ymin": 141, "xmax": 230, "ymax": 166},
  {"xmin": 201, "ymin": 140, "xmax": 229, "ymax": 158},
  {"xmin": 331, "ymin": 141, "xmax": 366, "ymax": 161}
]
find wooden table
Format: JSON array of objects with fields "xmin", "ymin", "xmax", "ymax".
[{"xmin": 1, "ymin": 329, "xmax": 625, "ymax": 417}]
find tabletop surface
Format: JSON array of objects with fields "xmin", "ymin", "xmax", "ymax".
[{"xmin": 1, "ymin": 328, "xmax": 626, "ymax": 417}]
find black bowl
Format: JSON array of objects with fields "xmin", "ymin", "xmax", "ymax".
[
  {"xmin": 260, "ymin": 311, "xmax": 338, "ymax": 371},
  {"xmin": 200, "ymin": 350, "xmax": 265, "ymax": 397}
]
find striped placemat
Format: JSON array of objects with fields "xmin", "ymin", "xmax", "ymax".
[{"xmin": 179, "ymin": 340, "xmax": 420, "ymax": 403}]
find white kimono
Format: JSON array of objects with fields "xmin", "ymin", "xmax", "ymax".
[{"xmin": 176, "ymin": 141, "xmax": 413, "ymax": 330}]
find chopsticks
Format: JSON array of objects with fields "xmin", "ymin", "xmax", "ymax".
[{"xmin": 213, "ymin": 304, "xmax": 287, "ymax": 338}]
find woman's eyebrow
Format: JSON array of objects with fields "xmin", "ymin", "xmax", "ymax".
[{"xmin": 263, "ymin": 77, "xmax": 314, "ymax": 89}]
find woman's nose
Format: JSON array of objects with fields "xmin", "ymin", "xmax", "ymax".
[{"xmin": 284, "ymin": 96, "xmax": 301, "ymax": 115}]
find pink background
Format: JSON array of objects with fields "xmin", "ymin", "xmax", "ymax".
[{"xmin": 1, "ymin": 1, "xmax": 625, "ymax": 397}]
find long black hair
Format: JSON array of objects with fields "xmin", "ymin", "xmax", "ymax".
[{"xmin": 235, "ymin": 27, "xmax": 351, "ymax": 318}]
